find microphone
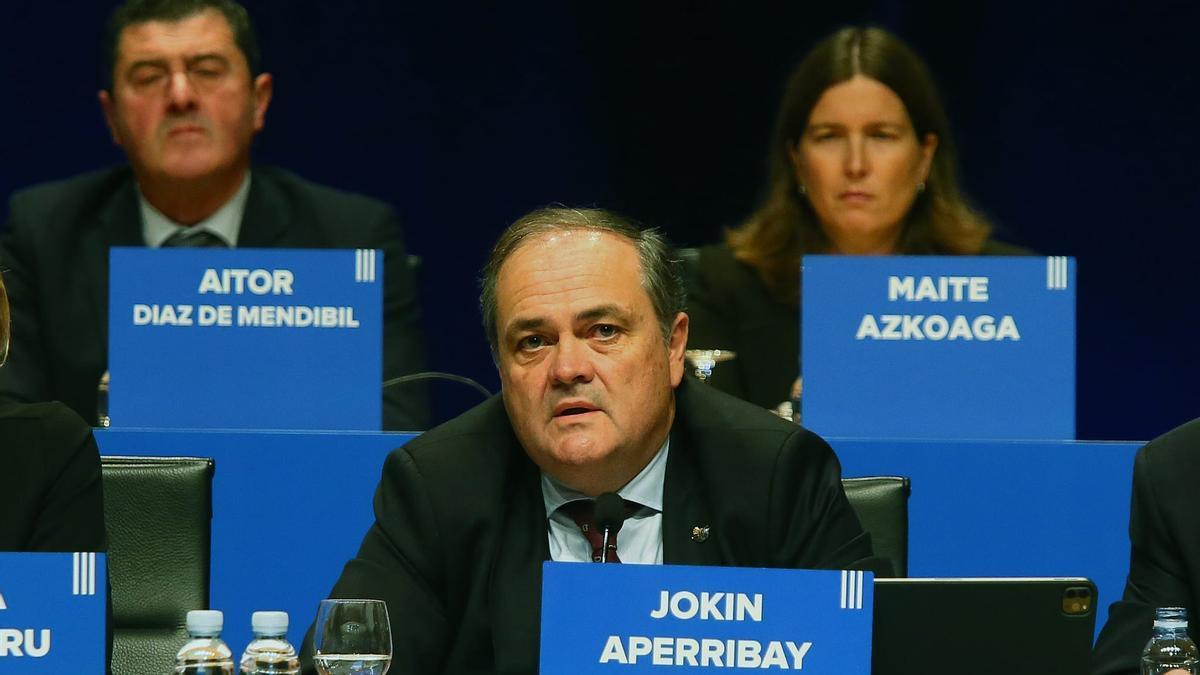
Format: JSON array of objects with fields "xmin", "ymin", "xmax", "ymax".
[
  {"xmin": 594, "ymin": 492, "xmax": 627, "ymax": 564},
  {"xmin": 381, "ymin": 371, "xmax": 493, "ymax": 399}
]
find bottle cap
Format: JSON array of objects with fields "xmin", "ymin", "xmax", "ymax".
[
  {"xmin": 1154, "ymin": 607, "xmax": 1189, "ymax": 630},
  {"xmin": 186, "ymin": 610, "xmax": 224, "ymax": 636},
  {"xmin": 251, "ymin": 611, "xmax": 289, "ymax": 635}
]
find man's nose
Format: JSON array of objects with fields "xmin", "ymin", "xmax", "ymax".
[
  {"xmin": 166, "ymin": 71, "xmax": 200, "ymax": 111},
  {"xmin": 549, "ymin": 337, "xmax": 595, "ymax": 385}
]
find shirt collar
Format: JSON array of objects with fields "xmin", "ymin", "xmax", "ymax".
[
  {"xmin": 540, "ymin": 436, "xmax": 669, "ymax": 518},
  {"xmin": 140, "ymin": 172, "xmax": 251, "ymax": 248}
]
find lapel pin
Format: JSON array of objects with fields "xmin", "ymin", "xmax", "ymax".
[{"xmin": 691, "ymin": 526, "xmax": 710, "ymax": 542}]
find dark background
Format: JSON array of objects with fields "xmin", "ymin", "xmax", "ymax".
[{"xmin": 2, "ymin": 2, "xmax": 1197, "ymax": 440}]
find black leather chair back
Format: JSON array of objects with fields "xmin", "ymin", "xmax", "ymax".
[
  {"xmin": 102, "ymin": 455, "xmax": 214, "ymax": 675},
  {"xmin": 842, "ymin": 476, "xmax": 911, "ymax": 578}
]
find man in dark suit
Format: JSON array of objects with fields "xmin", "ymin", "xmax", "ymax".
[
  {"xmin": 303, "ymin": 207, "xmax": 878, "ymax": 674},
  {"xmin": 0, "ymin": 0, "xmax": 428, "ymax": 430},
  {"xmin": 1092, "ymin": 418, "xmax": 1200, "ymax": 674}
]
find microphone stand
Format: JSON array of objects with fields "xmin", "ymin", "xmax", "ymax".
[{"xmin": 593, "ymin": 492, "xmax": 626, "ymax": 564}]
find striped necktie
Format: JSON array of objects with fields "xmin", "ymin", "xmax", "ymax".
[
  {"xmin": 559, "ymin": 499, "xmax": 638, "ymax": 563},
  {"xmin": 162, "ymin": 228, "xmax": 228, "ymax": 248}
]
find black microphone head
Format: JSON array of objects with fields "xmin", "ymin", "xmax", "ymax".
[{"xmin": 594, "ymin": 492, "xmax": 627, "ymax": 535}]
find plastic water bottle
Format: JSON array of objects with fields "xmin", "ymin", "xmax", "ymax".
[
  {"xmin": 1142, "ymin": 607, "xmax": 1200, "ymax": 674},
  {"xmin": 175, "ymin": 610, "xmax": 235, "ymax": 674},
  {"xmin": 240, "ymin": 611, "xmax": 300, "ymax": 674}
]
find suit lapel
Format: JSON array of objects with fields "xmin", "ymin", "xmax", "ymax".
[
  {"xmin": 235, "ymin": 169, "xmax": 291, "ymax": 247},
  {"xmin": 90, "ymin": 177, "xmax": 143, "ymax": 350},
  {"xmin": 663, "ymin": 424, "xmax": 723, "ymax": 566},
  {"xmin": 488, "ymin": 448, "xmax": 549, "ymax": 673}
]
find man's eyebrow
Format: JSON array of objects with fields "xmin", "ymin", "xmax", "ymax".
[
  {"xmin": 187, "ymin": 53, "xmax": 230, "ymax": 67},
  {"xmin": 505, "ymin": 317, "xmax": 547, "ymax": 341},
  {"xmin": 123, "ymin": 53, "xmax": 229, "ymax": 74},
  {"xmin": 503, "ymin": 304, "xmax": 633, "ymax": 338},
  {"xmin": 125, "ymin": 58, "xmax": 169, "ymax": 74},
  {"xmin": 576, "ymin": 304, "xmax": 632, "ymax": 324}
]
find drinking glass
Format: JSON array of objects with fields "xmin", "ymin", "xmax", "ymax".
[
  {"xmin": 683, "ymin": 349, "xmax": 737, "ymax": 383},
  {"xmin": 312, "ymin": 599, "xmax": 392, "ymax": 675}
]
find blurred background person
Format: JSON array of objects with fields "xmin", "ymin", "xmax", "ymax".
[
  {"xmin": 685, "ymin": 26, "xmax": 1026, "ymax": 413},
  {"xmin": 0, "ymin": 271, "xmax": 107, "ymax": 552},
  {"xmin": 0, "ymin": 0, "xmax": 430, "ymax": 431}
]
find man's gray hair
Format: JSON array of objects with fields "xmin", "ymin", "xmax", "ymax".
[{"xmin": 480, "ymin": 207, "xmax": 685, "ymax": 359}]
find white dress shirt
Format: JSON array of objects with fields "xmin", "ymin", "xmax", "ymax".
[
  {"xmin": 540, "ymin": 438, "xmax": 668, "ymax": 565},
  {"xmin": 140, "ymin": 173, "xmax": 251, "ymax": 248}
]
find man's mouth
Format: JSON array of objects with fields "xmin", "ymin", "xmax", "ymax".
[
  {"xmin": 165, "ymin": 121, "xmax": 208, "ymax": 137},
  {"xmin": 554, "ymin": 401, "xmax": 600, "ymax": 417}
]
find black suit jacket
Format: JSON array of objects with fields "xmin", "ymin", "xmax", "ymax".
[
  {"xmin": 1092, "ymin": 418, "xmax": 1200, "ymax": 674},
  {"xmin": 685, "ymin": 241, "xmax": 1033, "ymax": 411},
  {"xmin": 0, "ymin": 400, "xmax": 106, "ymax": 551},
  {"xmin": 0, "ymin": 165, "xmax": 429, "ymax": 430},
  {"xmin": 302, "ymin": 378, "xmax": 876, "ymax": 674}
]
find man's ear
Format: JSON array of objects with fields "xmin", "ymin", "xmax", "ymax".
[
  {"xmin": 667, "ymin": 312, "xmax": 689, "ymax": 388},
  {"xmin": 251, "ymin": 73, "xmax": 273, "ymax": 133},
  {"xmin": 97, "ymin": 90, "xmax": 122, "ymax": 146}
]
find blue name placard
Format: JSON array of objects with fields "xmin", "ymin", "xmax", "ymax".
[
  {"xmin": 801, "ymin": 256, "xmax": 1075, "ymax": 440},
  {"xmin": 540, "ymin": 563, "xmax": 872, "ymax": 674},
  {"xmin": 108, "ymin": 247, "xmax": 383, "ymax": 430},
  {"xmin": 0, "ymin": 553, "xmax": 106, "ymax": 672}
]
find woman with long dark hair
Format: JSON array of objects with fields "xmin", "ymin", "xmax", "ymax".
[{"xmin": 687, "ymin": 26, "xmax": 1026, "ymax": 410}]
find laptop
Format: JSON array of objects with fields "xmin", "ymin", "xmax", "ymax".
[{"xmin": 873, "ymin": 577, "xmax": 1097, "ymax": 675}]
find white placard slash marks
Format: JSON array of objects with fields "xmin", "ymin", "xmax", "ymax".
[
  {"xmin": 72, "ymin": 552, "xmax": 97, "ymax": 596},
  {"xmin": 840, "ymin": 570, "xmax": 865, "ymax": 610},
  {"xmin": 355, "ymin": 249, "xmax": 377, "ymax": 283},
  {"xmin": 1045, "ymin": 256, "xmax": 1068, "ymax": 290}
]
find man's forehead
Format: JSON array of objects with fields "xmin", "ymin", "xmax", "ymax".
[
  {"xmin": 499, "ymin": 231, "xmax": 638, "ymax": 289},
  {"xmin": 504, "ymin": 229, "xmax": 635, "ymax": 271},
  {"xmin": 516, "ymin": 228, "xmax": 614, "ymax": 252},
  {"xmin": 117, "ymin": 9, "xmax": 238, "ymax": 60},
  {"xmin": 496, "ymin": 229, "xmax": 648, "ymax": 323}
]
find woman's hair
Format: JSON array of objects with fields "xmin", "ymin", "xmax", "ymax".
[
  {"xmin": 0, "ymin": 272, "xmax": 9, "ymax": 366},
  {"xmin": 728, "ymin": 26, "xmax": 992, "ymax": 304}
]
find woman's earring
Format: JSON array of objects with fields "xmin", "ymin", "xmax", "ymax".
[
  {"xmin": 798, "ymin": 183, "xmax": 807, "ymax": 196},
  {"xmin": 916, "ymin": 181, "xmax": 926, "ymax": 194}
]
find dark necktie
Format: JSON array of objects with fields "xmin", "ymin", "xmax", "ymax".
[
  {"xmin": 162, "ymin": 228, "xmax": 228, "ymax": 248},
  {"xmin": 559, "ymin": 499, "xmax": 638, "ymax": 563}
]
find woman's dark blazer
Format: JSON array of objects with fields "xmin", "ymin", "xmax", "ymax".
[
  {"xmin": 685, "ymin": 240, "xmax": 1031, "ymax": 411},
  {"xmin": 0, "ymin": 400, "xmax": 106, "ymax": 551}
]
